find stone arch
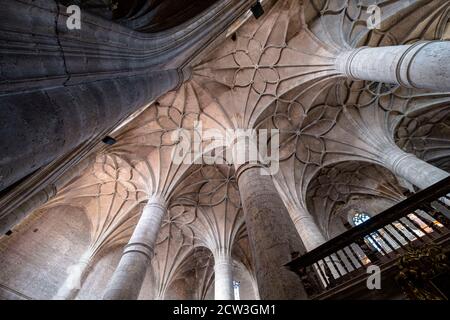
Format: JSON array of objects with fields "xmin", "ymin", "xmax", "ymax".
[
  {"xmin": 161, "ymin": 246, "xmax": 214, "ymax": 300},
  {"xmin": 305, "ymin": 160, "xmax": 407, "ymax": 239}
]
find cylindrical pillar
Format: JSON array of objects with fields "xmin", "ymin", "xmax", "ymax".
[
  {"xmin": 214, "ymin": 253, "xmax": 234, "ymax": 300},
  {"xmin": 103, "ymin": 195, "xmax": 166, "ymax": 300},
  {"xmin": 272, "ymin": 176, "xmax": 327, "ymax": 251},
  {"xmin": 335, "ymin": 41, "xmax": 450, "ymax": 91},
  {"xmin": 291, "ymin": 209, "xmax": 327, "ymax": 251},
  {"xmin": 53, "ymin": 250, "xmax": 93, "ymax": 300},
  {"xmin": 381, "ymin": 145, "xmax": 449, "ymax": 189},
  {"xmin": 235, "ymin": 164, "xmax": 307, "ymax": 300}
]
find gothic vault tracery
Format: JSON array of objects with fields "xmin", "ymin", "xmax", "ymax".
[{"xmin": 1, "ymin": 0, "xmax": 450, "ymax": 300}]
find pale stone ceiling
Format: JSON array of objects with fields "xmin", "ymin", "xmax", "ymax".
[
  {"xmin": 74, "ymin": 0, "xmax": 449, "ymax": 295},
  {"xmin": 1, "ymin": 0, "xmax": 450, "ymax": 300}
]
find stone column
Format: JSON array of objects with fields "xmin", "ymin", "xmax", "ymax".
[
  {"xmin": 103, "ymin": 195, "xmax": 166, "ymax": 300},
  {"xmin": 53, "ymin": 249, "xmax": 93, "ymax": 300},
  {"xmin": 251, "ymin": 278, "xmax": 261, "ymax": 300},
  {"xmin": 381, "ymin": 145, "xmax": 450, "ymax": 189},
  {"xmin": 214, "ymin": 253, "xmax": 234, "ymax": 300},
  {"xmin": 235, "ymin": 164, "xmax": 307, "ymax": 300},
  {"xmin": 272, "ymin": 177, "xmax": 326, "ymax": 251},
  {"xmin": 291, "ymin": 208, "xmax": 326, "ymax": 251},
  {"xmin": 335, "ymin": 41, "xmax": 450, "ymax": 91}
]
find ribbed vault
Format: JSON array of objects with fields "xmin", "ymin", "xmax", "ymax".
[{"xmin": 2, "ymin": 0, "xmax": 450, "ymax": 301}]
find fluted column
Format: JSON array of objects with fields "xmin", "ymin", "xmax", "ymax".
[
  {"xmin": 335, "ymin": 41, "xmax": 450, "ymax": 91},
  {"xmin": 53, "ymin": 249, "xmax": 93, "ymax": 300},
  {"xmin": 214, "ymin": 253, "xmax": 234, "ymax": 300},
  {"xmin": 103, "ymin": 195, "xmax": 166, "ymax": 300},
  {"xmin": 235, "ymin": 163, "xmax": 307, "ymax": 300},
  {"xmin": 381, "ymin": 144, "xmax": 449, "ymax": 189}
]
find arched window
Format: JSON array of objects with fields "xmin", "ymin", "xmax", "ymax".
[
  {"xmin": 233, "ymin": 281, "xmax": 241, "ymax": 300},
  {"xmin": 352, "ymin": 212, "xmax": 371, "ymax": 226}
]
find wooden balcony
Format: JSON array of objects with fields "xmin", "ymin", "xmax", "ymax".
[{"xmin": 287, "ymin": 177, "xmax": 450, "ymax": 300}]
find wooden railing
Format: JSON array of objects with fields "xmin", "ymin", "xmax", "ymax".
[{"xmin": 286, "ymin": 177, "xmax": 450, "ymax": 298}]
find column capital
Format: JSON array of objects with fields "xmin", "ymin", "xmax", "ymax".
[
  {"xmin": 145, "ymin": 194, "xmax": 167, "ymax": 211},
  {"xmin": 213, "ymin": 251, "xmax": 233, "ymax": 266},
  {"xmin": 234, "ymin": 161, "xmax": 268, "ymax": 183},
  {"xmin": 381, "ymin": 144, "xmax": 449, "ymax": 189},
  {"xmin": 335, "ymin": 46, "xmax": 368, "ymax": 80},
  {"xmin": 292, "ymin": 213, "xmax": 315, "ymax": 225},
  {"xmin": 123, "ymin": 242, "xmax": 154, "ymax": 260},
  {"xmin": 381, "ymin": 145, "xmax": 418, "ymax": 177}
]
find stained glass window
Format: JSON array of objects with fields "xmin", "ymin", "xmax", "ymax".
[{"xmin": 352, "ymin": 212, "xmax": 371, "ymax": 226}]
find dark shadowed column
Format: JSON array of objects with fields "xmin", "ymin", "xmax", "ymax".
[{"xmin": 236, "ymin": 164, "xmax": 307, "ymax": 300}]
